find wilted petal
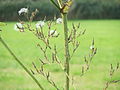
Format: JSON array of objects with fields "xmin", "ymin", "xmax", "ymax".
[
  {"xmin": 56, "ymin": 18, "xmax": 63, "ymax": 24},
  {"xmin": 49, "ymin": 30, "xmax": 59, "ymax": 37},
  {"xmin": 18, "ymin": 8, "xmax": 28, "ymax": 15},
  {"xmin": 36, "ymin": 21, "xmax": 45, "ymax": 28},
  {"xmin": 14, "ymin": 23, "xmax": 23, "ymax": 31}
]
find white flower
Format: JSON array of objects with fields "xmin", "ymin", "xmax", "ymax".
[
  {"xmin": 14, "ymin": 23, "xmax": 23, "ymax": 31},
  {"xmin": 36, "ymin": 21, "xmax": 45, "ymax": 28},
  {"xmin": 18, "ymin": 8, "xmax": 28, "ymax": 15},
  {"xmin": 56, "ymin": 18, "xmax": 63, "ymax": 24},
  {"xmin": 49, "ymin": 30, "xmax": 59, "ymax": 37},
  {"xmin": 90, "ymin": 45, "xmax": 94, "ymax": 50}
]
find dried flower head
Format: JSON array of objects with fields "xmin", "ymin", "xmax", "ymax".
[
  {"xmin": 14, "ymin": 23, "xmax": 23, "ymax": 31},
  {"xmin": 49, "ymin": 30, "xmax": 59, "ymax": 37},
  {"xmin": 56, "ymin": 18, "xmax": 63, "ymax": 24},
  {"xmin": 36, "ymin": 21, "xmax": 45, "ymax": 28},
  {"xmin": 90, "ymin": 39, "xmax": 94, "ymax": 50},
  {"xmin": 90, "ymin": 45, "xmax": 94, "ymax": 50},
  {"xmin": 18, "ymin": 8, "xmax": 28, "ymax": 15}
]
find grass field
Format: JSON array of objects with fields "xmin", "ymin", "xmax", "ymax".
[{"xmin": 0, "ymin": 20, "xmax": 120, "ymax": 90}]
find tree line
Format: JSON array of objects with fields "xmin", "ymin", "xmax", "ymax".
[{"xmin": 0, "ymin": 0, "xmax": 120, "ymax": 21}]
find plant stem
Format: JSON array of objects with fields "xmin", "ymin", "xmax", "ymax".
[
  {"xmin": 50, "ymin": 0, "xmax": 60, "ymax": 10},
  {"xmin": 57, "ymin": 0, "xmax": 62, "ymax": 8},
  {"xmin": 0, "ymin": 37, "xmax": 44, "ymax": 90},
  {"xmin": 63, "ymin": 14, "xmax": 70, "ymax": 90}
]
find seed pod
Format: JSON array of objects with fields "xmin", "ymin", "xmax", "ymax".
[
  {"xmin": 46, "ymin": 72, "xmax": 50, "ymax": 80},
  {"xmin": 72, "ymin": 23, "xmax": 76, "ymax": 30},
  {"xmin": 116, "ymin": 62, "xmax": 119, "ymax": 70},
  {"xmin": 39, "ymin": 58, "xmax": 46, "ymax": 65},
  {"xmin": 30, "ymin": 69, "xmax": 35, "ymax": 74},
  {"xmin": 77, "ymin": 22, "xmax": 80, "ymax": 29},
  {"xmin": 41, "ymin": 64, "xmax": 44, "ymax": 72},
  {"xmin": 82, "ymin": 66, "xmax": 84, "ymax": 75},
  {"xmin": 82, "ymin": 29, "xmax": 86, "ymax": 35},
  {"xmin": 52, "ymin": 53, "xmax": 55, "ymax": 63},
  {"xmin": 111, "ymin": 64, "xmax": 113, "ymax": 70}
]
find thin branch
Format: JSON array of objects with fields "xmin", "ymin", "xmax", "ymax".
[
  {"xmin": 50, "ymin": 0, "xmax": 61, "ymax": 10},
  {"xmin": 57, "ymin": 0, "xmax": 62, "ymax": 8},
  {"xmin": 104, "ymin": 80, "xmax": 120, "ymax": 90},
  {"xmin": 104, "ymin": 62, "xmax": 120, "ymax": 90},
  {"xmin": 32, "ymin": 63, "xmax": 59, "ymax": 90},
  {"xmin": 37, "ymin": 44, "xmax": 49, "ymax": 61}
]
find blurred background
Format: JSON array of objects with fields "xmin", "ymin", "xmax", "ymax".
[
  {"xmin": 0, "ymin": 0, "xmax": 120, "ymax": 21},
  {"xmin": 0, "ymin": 0, "xmax": 120, "ymax": 89}
]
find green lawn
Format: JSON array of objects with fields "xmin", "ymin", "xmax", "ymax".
[{"xmin": 0, "ymin": 20, "xmax": 120, "ymax": 90}]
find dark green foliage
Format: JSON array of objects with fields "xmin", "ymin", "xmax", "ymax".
[
  {"xmin": 0, "ymin": 0, "xmax": 59, "ymax": 21},
  {"xmin": 69, "ymin": 0, "xmax": 120, "ymax": 19},
  {"xmin": 0, "ymin": 0, "xmax": 120, "ymax": 21}
]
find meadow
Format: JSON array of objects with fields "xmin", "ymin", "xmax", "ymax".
[{"xmin": 0, "ymin": 20, "xmax": 120, "ymax": 90}]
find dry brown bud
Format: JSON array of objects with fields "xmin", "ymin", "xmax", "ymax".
[
  {"xmin": 116, "ymin": 62, "xmax": 119, "ymax": 70},
  {"xmin": 72, "ymin": 23, "xmax": 76, "ymax": 30},
  {"xmin": 111, "ymin": 64, "xmax": 113, "ymax": 70},
  {"xmin": 77, "ymin": 22, "xmax": 80, "ymax": 29},
  {"xmin": 82, "ymin": 66, "xmax": 84, "ymax": 75}
]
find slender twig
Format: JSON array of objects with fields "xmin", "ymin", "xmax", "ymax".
[
  {"xmin": 50, "ymin": 0, "xmax": 60, "ymax": 10},
  {"xmin": 104, "ymin": 80, "xmax": 120, "ymax": 90},
  {"xmin": 37, "ymin": 44, "xmax": 49, "ymax": 61},
  {"xmin": 70, "ymin": 41, "xmax": 80, "ymax": 60},
  {"xmin": 32, "ymin": 62, "xmax": 59, "ymax": 90},
  {"xmin": 57, "ymin": 0, "xmax": 62, "ymax": 8},
  {"xmin": 104, "ymin": 63, "xmax": 120, "ymax": 90},
  {"xmin": 50, "ymin": 45, "xmax": 72, "ymax": 81},
  {"xmin": 0, "ymin": 37, "xmax": 44, "ymax": 90}
]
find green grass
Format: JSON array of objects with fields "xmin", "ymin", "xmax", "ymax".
[{"xmin": 0, "ymin": 20, "xmax": 120, "ymax": 90}]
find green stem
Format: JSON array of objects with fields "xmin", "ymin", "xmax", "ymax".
[
  {"xmin": 0, "ymin": 37, "xmax": 44, "ymax": 90},
  {"xmin": 63, "ymin": 14, "xmax": 70, "ymax": 90},
  {"xmin": 57, "ymin": 0, "xmax": 62, "ymax": 8},
  {"xmin": 50, "ymin": 0, "xmax": 60, "ymax": 10}
]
